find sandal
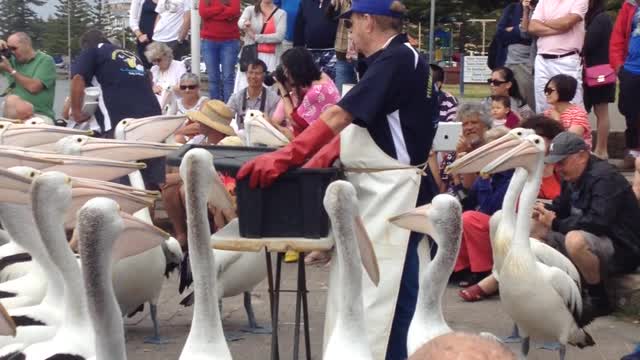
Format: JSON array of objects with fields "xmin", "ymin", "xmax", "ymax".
[
  {"xmin": 457, "ymin": 271, "xmax": 491, "ymax": 288},
  {"xmin": 304, "ymin": 251, "xmax": 331, "ymax": 265},
  {"xmin": 458, "ymin": 284, "xmax": 489, "ymax": 302}
]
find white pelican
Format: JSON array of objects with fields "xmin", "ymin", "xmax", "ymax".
[
  {"xmin": 481, "ymin": 134, "xmax": 594, "ymax": 359},
  {"xmin": 115, "ymin": 114, "xmax": 187, "ymax": 142},
  {"xmin": 179, "ymin": 148, "xmax": 232, "ymax": 360},
  {"xmin": 323, "ymin": 180, "xmax": 379, "ymax": 360},
  {"xmin": 77, "ymin": 197, "xmax": 171, "ymax": 360},
  {"xmin": 0, "ymin": 121, "xmax": 91, "ymax": 149}
]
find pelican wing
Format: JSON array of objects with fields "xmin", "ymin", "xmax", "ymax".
[
  {"xmin": 538, "ymin": 263, "xmax": 582, "ymax": 318},
  {"xmin": 214, "ymin": 249, "xmax": 244, "ymax": 276},
  {"xmin": 532, "ymin": 240, "xmax": 581, "ymax": 286}
]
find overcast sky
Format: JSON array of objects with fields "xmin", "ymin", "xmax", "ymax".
[{"xmin": 38, "ymin": 1, "xmax": 98, "ymax": 19}]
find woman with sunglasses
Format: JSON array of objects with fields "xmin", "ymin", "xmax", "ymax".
[
  {"xmin": 543, "ymin": 74, "xmax": 593, "ymax": 148},
  {"xmin": 173, "ymin": 73, "xmax": 209, "ymax": 143},
  {"xmin": 145, "ymin": 41, "xmax": 187, "ymax": 106},
  {"xmin": 483, "ymin": 66, "xmax": 534, "ymax": 121}
]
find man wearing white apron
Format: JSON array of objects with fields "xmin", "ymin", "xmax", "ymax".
[{"xmin": 237, "ymin": 0, "xmax": 438, "ymax": 358}]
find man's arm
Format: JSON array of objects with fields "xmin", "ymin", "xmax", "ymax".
[
  {"xmin": 0, "ymin": 57, "xmax": 45, "ymax": 94},
  {"xmin": 543, "ymin": 13, "xmax": 582, "ymax": 32},
  {"xmin": 528, "ymin": 19, "xmax": 563, "ymax": 36},
  {"xmin": 179, "ymin": 11, "xmax": 191, "ymax": 42},
  {"xmin": 70, "ymin": 74, "xmax": 90, "ymax": 123}
]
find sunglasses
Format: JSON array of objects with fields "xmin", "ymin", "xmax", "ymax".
[
  {"xmin": 7, "ymin": 46, "xmax": 17, "ymax": 51},
  {"xmin": 487, "ymin": 79, "xmax": 508, "ymax": 86},
  {"xmin": 344, "ymin": 19, "xmax": 353, "ymax": 29},
  {"xmin": 544, "ymin": 87, "xmax": 556, "ymax": 95},
  {"xmin": 180, "ymin": 84, "xmax": 198, "ymax": 90}
]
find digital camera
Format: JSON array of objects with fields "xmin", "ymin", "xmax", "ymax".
[{"xmin": 263, "ymin": 65, "xmax": 288, "ymax": 87}]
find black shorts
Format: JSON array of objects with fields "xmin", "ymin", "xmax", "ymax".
[{"xmin": 618, "ymin": 68, "xmax": 640, "ymax": 120}]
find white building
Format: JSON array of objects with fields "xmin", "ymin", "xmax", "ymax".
[{"xmin": 104, "ymin": 0, "xmax": 131, "ymax": 28}]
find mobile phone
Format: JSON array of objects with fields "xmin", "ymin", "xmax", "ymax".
[{"xmin": 432, "ymin": 122, "xmax": 462, "ymax": 152}]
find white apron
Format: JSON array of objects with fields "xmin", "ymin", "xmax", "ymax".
[{"xmin": 323, "ymin": 124, "xmax": 423, "ymax": 359}]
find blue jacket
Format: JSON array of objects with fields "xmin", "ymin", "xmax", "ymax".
[
  {"xmin": 491, "ymin": 2, "xmax": 533, "ymax": 68},
  {"xmin": 462, "ymin": 170, "xmax": 514, "ymax": 216}
]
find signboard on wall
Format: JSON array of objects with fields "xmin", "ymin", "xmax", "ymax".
[{"xmin": 463, "ymin": 56, "xmax": 492, "ymax": 83}]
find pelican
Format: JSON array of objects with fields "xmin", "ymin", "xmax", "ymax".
[
  {"xmin": 179, "ymin": 148, "xmax": 232, "ymax": 360},
  {"xmin": 481, "ymin": 135, "xmax": 595, "ymax": 359},
  {"xmin": 323, "ymin": 180, "xmax": 379, "ymax": 360},
  {"xmin": 55, "ymin": 136, "xmax": 183, "ymax": 344},
  {"xmin": 177, "ymin": 151, "xmax": 272, "ymax": 335},
  {"xmin": 115, "ymin": 114, "xmax": 187, "ymax": 142},
  {"xmin": 77, "ymin": 198, "xmax": 171, "ymax": 360},
  {"xmin": 446, "ymin": 129, "xmax": 580, "ymax": 283},
  {"xmin": 0, "ymin": 121, "xmax": 91, "ymax": 149}
]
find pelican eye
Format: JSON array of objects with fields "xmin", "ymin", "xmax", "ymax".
[
  {"xmin": 0, "ymin": 125, "xmax": 4, "ymax": 129},
  {"xmin": 534, "ymin": 139, "xmax": 540, "ymax": 144},
  {"xmin": 30, "ymin": 171, "xmax": 36, "ymax": 178},
  {"xmin": 64, "ymin": 176, "xmax": 71, "ymax": 184},
  {"xmin": 76, "ymin": 138, "xmax": 82, "ymax": 143}
]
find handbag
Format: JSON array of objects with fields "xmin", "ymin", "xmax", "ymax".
[
  {"xmin": 238, "ymin": 6, "xmax": 279, "ymax": 72},
  {"xmin": 584, "ymin": 64, "xmax": 617, "ymax": 87}
]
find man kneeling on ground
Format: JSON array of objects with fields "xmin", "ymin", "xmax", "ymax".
[{"xmin": 533, "ymin": 132, "xmax": 640, "ymax": 317}]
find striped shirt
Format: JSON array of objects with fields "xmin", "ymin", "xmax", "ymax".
[
  {"xmin": 544, "ymin": 104, "xmax": 592, "ymax": 148},
  {"xmin": 438, "ymin": 91, "xmax": 459, "ymax": 123}
]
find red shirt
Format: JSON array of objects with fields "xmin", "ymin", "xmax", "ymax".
[{"xmin": 199, "ymin": 0, "xmax": 241, "ymax": 41}]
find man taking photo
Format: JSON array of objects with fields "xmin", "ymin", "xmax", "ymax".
[{"xmin": 0, "ymin": 32, "xmax": 56, "ymax": 123}]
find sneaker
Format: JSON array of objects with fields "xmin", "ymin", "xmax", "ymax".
[{"xmin": 284, "ymin": 250, "xmax": 299, "ymax": 263}]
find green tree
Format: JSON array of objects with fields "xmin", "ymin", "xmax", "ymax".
[
  {"xmin": 0, "ymin": 0, "xmax": 46, "ymax": 43},
  {"xmin": 42, "ymin": 0, "xmax": 94, "ymax": 56}
]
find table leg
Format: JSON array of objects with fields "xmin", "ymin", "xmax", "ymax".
[
  {"xmin": 273, "ymin": 252, "xmax": 283, "ymax": 360},
  {"xmin": 293, "ymin": 252, "xmax": 304, "ymax": 360},
  {"xmin": 300, "ymin": 253, "xmax": 312, "ymax": 360}
]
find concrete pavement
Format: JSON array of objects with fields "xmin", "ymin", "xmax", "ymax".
[{"xmin": 125, "ymin": 261, "xmax": 639, "ymax": 360}]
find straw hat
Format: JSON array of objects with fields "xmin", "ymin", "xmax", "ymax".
[
  {"xmin": 218, "ymin": 136, "xmax": 245, "ymax": 147},
  {"xmin": 186, "ymin": 100, "xmax": 236, "ymax": 136}
]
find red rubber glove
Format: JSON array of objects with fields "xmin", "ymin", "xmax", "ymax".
[
  {"xmin": 237, "ymin": 119, "xmax": 336, "ymax": 188},
  {"xmin": 303, "ymin": 136, "xmax": 340, "ymax": 169}
]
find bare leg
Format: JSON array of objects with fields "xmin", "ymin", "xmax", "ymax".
[
  {"xmin": 160, "ymin": 176, "xmax": 188, "ymax": 249},
  {"xmin": 565, "ymin": 231, "xmax": 601, "ymax": 284},
  {"xmin": 633, "ymin": 157, "xmax": 640, "ymax": 202},
  {"xmin": 593, "ymin": 102, "xmax": 610, "ymax": 159}
]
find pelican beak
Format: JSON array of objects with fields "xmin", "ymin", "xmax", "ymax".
[
  {"xmin": 353, "ymin": 215, "xmax": 380, "ymax": 286},
  {"xmin": 0, "ymin": 169, "xmax": 32, "ymax": 204},
  {"xmin": 0, "ymin": 122, "xmax": 92, "ymax": 149},
  {"xmin": 42, "ymin": 154, "xmax": 145, "ymax": 181},
  {"xmin": 111, "ymin": 212, "xmax": 169, "ymax": 261},
  {"xmin": 207, "ymin": 165, "xmax": 235, "ymax": 211},
  {"xmin": 0, "ymin": 149, "xmax": 63, "ymax": 170},
  {"xmin": 445, "ymin": 133, "xmax": 524, "ymax": 175},
  {"xmin": 67, "ymin": 177, "xmax": 158, "ymax": 229},
  {"xmin": 480, "ymin": 139, "xmax": 541, "ymax": 177},
  {"xmin": 0, "ymin": 302, "xmax": 16, "ymax": 337},
  {"xmin": 115, "ymin": 115, "xmax": 187, "ymax": 142},
  {"xmin": 388, "ymin": 204, "xmax": 434, "ymax": 236},
  {"xmin": 67, "ymin": 137, "xmax": 180, "ymax": 162}
]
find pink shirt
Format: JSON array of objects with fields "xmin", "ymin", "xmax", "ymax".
[
  {"xmin": 296, "ymin": 81, "xmax": 340, "ymax": 125},
  {"xmin": 544, "ymin": 104, "xmax": 592, "ymax": 148},
  {"xmin": 531, "ymin": 0, "xmax": 588, "ymax": 55}
]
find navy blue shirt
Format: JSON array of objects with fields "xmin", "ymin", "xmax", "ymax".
[
  {"xmin": 72, "ymin": 43, "xmax": 161, "ymax": 133},
  {"xmin": 461, "ymin": 170, "xmax": 514, "ymax": 216},
  {"xmin": 293, "ymin": 0, "xmax": 338, "ymax": 48},
  {"xmin": 338, "ymin": 34, "xmax": 438, "ymax": 166}
]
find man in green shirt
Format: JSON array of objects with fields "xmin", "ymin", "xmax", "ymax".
[{"xmin": 0, "ymin": 32, "xmax": 56, "ymax": 122}]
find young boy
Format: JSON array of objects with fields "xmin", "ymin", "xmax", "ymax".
[{"xmin": 490, "ymin": 95, "xmax": 520, "ymax": 128}]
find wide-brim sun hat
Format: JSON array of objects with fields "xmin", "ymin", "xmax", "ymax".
[{"xmin": 186, "ymin": 100, "xmax": 236, "ymax": 137}]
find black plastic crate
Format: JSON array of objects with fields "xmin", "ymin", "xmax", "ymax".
[
  {"xmin": 167, "ymin": 144, "xmax": 275, "ymax": 176},
  {"xmin": 168, "ymin": 144, "xmax": 340, "ymax": 238},
  {"xmin": 237, "ymin": 168, "xmax": 339, "ymax": 238}
]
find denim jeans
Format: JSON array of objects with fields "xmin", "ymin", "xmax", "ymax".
[
  {"xmin": 202, "ymin": 39, "xmax": 240, "ymax": 101},
  {"xmin": 334, "ymin": 59, "xmax": 357, "ymax": 95}
]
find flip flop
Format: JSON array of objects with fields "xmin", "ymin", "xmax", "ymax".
[{"xmin": 458, "ymin": 284, "xmax": 489, "ymax": 302}]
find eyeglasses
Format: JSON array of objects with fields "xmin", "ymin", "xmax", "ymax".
[
  {"xmin": 180, "ymin": 84, "xmax": 198, "ymax": 90},
  {"xmin": 344, "ymin": 19, "xmax": 353, "ymax": 29},
  {"xmin": 544, "ymin": 87, "xmax": 557, "ymax": 95},
  {"xmin": 487, "ymin": 79, "xmax": 508, "ymax": 86}
]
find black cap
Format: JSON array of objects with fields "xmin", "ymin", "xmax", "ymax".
[{"xmin": 544, "ymin": 132, "xmax": 589, "ymax": 164}]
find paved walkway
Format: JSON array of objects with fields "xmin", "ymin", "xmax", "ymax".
[{"xmin": 125, "ymin": 261, "xmax": 639, "ymax": 360}]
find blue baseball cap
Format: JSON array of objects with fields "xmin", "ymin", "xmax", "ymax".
[{"xmin": 341, "ymin": 0, "xmax": 405, "ymax": 19}]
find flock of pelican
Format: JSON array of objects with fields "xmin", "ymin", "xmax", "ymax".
[{"xmin": 0, "ymin": 116, "xmax": 597, "ymax": 360}]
